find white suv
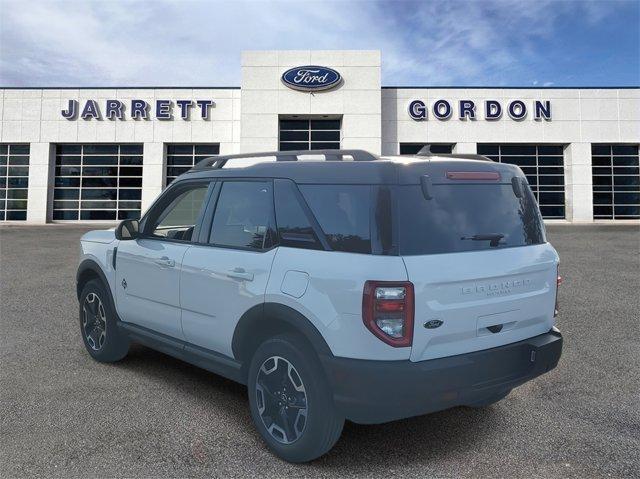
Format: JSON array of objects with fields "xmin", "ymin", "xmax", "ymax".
[{"xmin": 77, "ymin": 149, "xmax": 563, "ymax": 462}]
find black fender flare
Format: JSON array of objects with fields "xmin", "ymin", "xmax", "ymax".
[
  {"xmin": 76, "ymin": 259, "xmax": 111, "ymax": 300},
  {"xmin": 231, "ymin": 302, "xmax": 333, "ymax": 363}
]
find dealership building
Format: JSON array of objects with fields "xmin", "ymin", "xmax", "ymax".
[{"xmin": 0, "ymin": 50, "xmax": 638, "ymax": 224}]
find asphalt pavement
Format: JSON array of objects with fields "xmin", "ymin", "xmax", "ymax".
[{"xmin": 0, "ymin": 224, "xmax": 639, "ymax": 478}]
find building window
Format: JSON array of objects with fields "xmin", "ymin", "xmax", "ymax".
[
  {"xmin": 53, "ymin": 144, "xmax": 143, "ymax": 221},
  {"xmin": 477, "ymin": 144, "xmax": 565, "ymax": 219},
  {"xmin": 0, "ymin": 144, "xmax": 29, "ymax": 221},
  {"xmin": 279, "ymin": 119, "xmax": 341, "ymax": 151},
  {"xmin": 399, "ymin": 143, "xmax": 454, "ymax": 155},
  {"xmin": 592, "ymin": 144, "xmax": 640, "ymax": 219},
  {"xmin": 166, "ymin": 144, "xmax": 220, "ymax": 186}
]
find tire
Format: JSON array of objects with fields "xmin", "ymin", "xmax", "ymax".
[
  {"xmin": 467, "ymin": 389, "xmax": 511, "ymax": 408},
  {"xmin": 79, "ymin": 279, "xmax": 129, "ymax": 362},
  {"xmin": 247, "ymin": 333, "xmax": 344, "ymax": 463}
]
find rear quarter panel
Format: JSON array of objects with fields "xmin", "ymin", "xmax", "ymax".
[{"xmin": 266, "ymin": 247, "xmax": 411, "ymax": 360}]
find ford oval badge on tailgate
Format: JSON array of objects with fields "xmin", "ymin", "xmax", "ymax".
[{"xmin": 424, "ymin": 319, "xmax": 444, "ymax": 329}]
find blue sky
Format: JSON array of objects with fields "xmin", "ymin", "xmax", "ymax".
[{"xmin": 0, "ymin": 0, "xmax": 638, "ymax": 87}]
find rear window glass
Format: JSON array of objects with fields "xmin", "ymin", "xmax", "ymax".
[
  {"xmin": 398, "ymin": 183, "xmax": 545, "ymax": 255},
  {"xmin": 299, "ymin": 185, "xmax": 371, "ymax": 254}
]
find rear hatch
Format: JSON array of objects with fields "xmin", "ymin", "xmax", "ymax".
[{"xmin": 396, "ymin": 160, "xmax": 559, "ymax": 362}]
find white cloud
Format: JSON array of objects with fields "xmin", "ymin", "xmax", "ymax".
[{"xmin": 0, "ymin": 0, "xmax": 630, "ymax": 86}]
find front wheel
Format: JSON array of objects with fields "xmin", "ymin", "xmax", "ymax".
[
  {"xmin": 79, "ymin": 279, "xmax": 129, "ymax": 362},
  {"xmin": 247, "ymin": 333, "xmax": 344, "ymax": 463}
]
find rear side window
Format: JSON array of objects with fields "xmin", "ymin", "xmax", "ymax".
[
  {"xmin": 398, "ymin": 183, "xmax": 545, "ymax": 255},
  {"xmin": 274, "ymin": 180, "xmax": 322, "ymax": 250},
  {"xmin": 209, "ymin": 181, "xmax": 274, "ymax": 250},
  {"xmin": 299, "ymin": 185, "xmax": 371, "ymax": 254}
]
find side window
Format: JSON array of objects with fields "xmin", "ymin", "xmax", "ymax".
[
  {"xmin": 149, "ymin": 184, "xmax": 209, "ymax": 241},
  {"xmin": 299, "ymin": 185, "xmax": 371, "ymax": 254},
  {"xmin": 274, "ymin": 180, "xmax": 322, "ymax": 250},
  {"xmin": 209, "ymin": 181, "xmax": 274, "ymax": 250}
]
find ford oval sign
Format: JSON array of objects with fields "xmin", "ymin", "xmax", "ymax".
[{"xmin": 281, "ymin": 66, "xmax": 342, "ymax": 92}]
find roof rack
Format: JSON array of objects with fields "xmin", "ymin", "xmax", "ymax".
[
  {"xmin": 192, "ymin": 149, "xmax": 379, "ymax": 170},
  {"xmin": 416, "ymin": 145, "xmax": 492, "ymax": 162}
]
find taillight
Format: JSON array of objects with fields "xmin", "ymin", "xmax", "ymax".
[
  {"xmin": 554, "ymin": 266, "xmax": 562, "ymax": 317},
  {"xmin": 362, "ymin": 281, "xmax": 414, "ymax": 347}
]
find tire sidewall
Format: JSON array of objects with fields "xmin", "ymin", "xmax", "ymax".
[
  {"xmin": 79, "ymin": 279, "xmax": 128, "ymax": 362},
  {"xmin": 247, "ymin": 334, "xmax": 341, "ymax": 462}
]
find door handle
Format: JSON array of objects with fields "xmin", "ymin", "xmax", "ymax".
[
  {"xmin": 154, "ymin": 256, "xmax": 175, "ymax": 268},
  {"xmin": 226, "ymin": 267, "xmax": 254, "ymax": 281}
]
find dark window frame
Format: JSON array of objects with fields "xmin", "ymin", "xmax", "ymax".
[
  {"xmin": 591, "ymin": 144, "xmax": 640, "ymax": 219},
  {"xmin": 399, "ymin": 143, "xmax": 454, "ymax": 155},
  {"xmin": 477, "ymin": 143, "xmax": 566, "ymax": 219},
  {"xmin": 165, "ymin": 143, "xmax": 220, "ymax": 186},
  {"xmin": 0, "ymin": 143, "xmax": 30, "ymax": 221},
  {"xmin": 53, "ymin": 143, "xmax": 143, "ymax": 221},
  {"xmin": 279, "ymin": 118, "xmax": 341, "ymax": 151}
]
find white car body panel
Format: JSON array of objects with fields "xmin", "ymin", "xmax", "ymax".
[
  {"xmin": 404, "ymin": 243, "xmax": 559, "ymax": 362},
  {"xmin": 180, "ymin": 244, "xmax": 278, "ymax": 357},
  {"xmin": 265, "ymin": 247, "xmax": 410, "ymax": 361},
  {"xmin": 114, "ymin": 238, "xmax": 190, "ymax": 339},
  {"xmin": 79, "ymin": 230, "xmax": 118, "ymax": 301}
]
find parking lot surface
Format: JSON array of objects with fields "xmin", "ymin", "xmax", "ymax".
[{"xmin": 1, "ymin": 224, "xmax": 639, "ymax": 478}]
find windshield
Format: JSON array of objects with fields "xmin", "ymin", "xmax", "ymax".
[{"xmin": 398, "ymin": 182, "xmax": 545, "ymax": 255}]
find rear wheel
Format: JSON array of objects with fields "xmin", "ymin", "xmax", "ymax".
[
  {"xmin": 79, "ymin": 279, "xmax": 129, "ymax": 362},
  {"xmin": 247, "ymin": 333, "xmax": 344, "ymax": 463}
]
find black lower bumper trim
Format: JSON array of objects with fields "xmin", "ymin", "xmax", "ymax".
[{"xmin": 320, "ymin": 330, "xmax": 563, "ymax": 424}]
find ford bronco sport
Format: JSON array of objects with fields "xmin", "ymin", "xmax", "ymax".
[{"xmin": 76, "ymin": 149, "xmax": 563, "ymax": 462}]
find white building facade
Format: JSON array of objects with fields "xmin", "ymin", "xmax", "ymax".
[{"xmin": 1, "ymin": 50, "xmax": 638, "ymax": 223}]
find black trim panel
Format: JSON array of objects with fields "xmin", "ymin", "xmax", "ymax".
[
  {"xmin": 321, "ymin": 329, "xmax": 563, "ymax": 424},
  {"xmin": 119, "ymin": 322, "xmax": 245, "ymax": 384}
]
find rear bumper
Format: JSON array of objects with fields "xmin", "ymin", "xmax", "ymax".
[{"xmin": 320, "ymin": 329, "xmax": 563, "ymax": 424}]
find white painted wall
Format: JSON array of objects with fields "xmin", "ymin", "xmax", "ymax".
[
  {"xmin": 382, "ymin": 88, "xmax": 640, "ymax": 156},
  {"xmin": 1, "ymin": 88, "xmax": 240, "ymax": 222},
  {"xmin": 1, "ymin": 50, "xmax": 638, "ymax": 224},
  {"xmin": 240, "ymin": 50, "xmax": 381, "ymax": 154}
]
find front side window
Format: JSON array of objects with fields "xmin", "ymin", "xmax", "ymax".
[
  {"xmin": 299, "ymin": 185, "xmax": 371, "ymax": 254},
  {"xmin": 209, "ymin": 181, "xmax": 274, "ymax": 250},
  {"xmin": 149, "ymin": 184, "xmax": 209, "ymax": 241}
]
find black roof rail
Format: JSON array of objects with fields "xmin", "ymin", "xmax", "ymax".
[
  {"xmin": 191, "ymin": 149, "xmax": 379, "ymax": 170},
  {"xmin": 415, "ymin": 145, "xmax": 493, "ymax": 162}
]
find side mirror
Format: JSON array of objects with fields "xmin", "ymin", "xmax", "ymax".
[{"xmin": 115, "ymin": 219, "xmax": 139, "ymax": 240}]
